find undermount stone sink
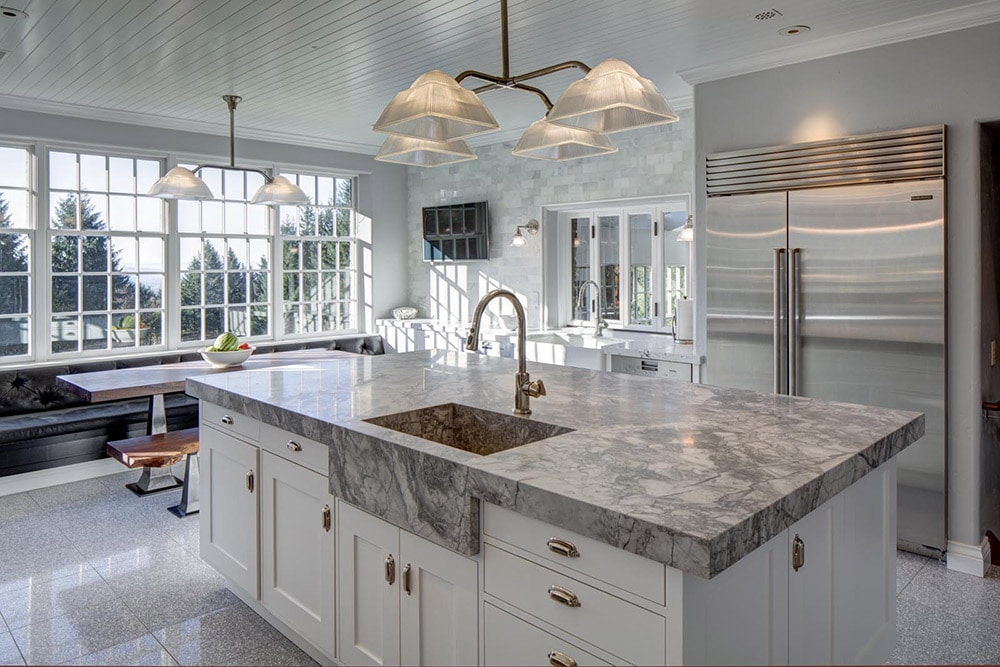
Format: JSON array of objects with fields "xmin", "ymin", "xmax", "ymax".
[{"xmin": 363, "ymin": 403, "xmax": 574, "ymax": 456}]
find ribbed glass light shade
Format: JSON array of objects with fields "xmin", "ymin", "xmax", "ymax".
[
  {"xmin": 147, "ymin": 166, "xmax": 214, "ymax": 200},
  {"xmin": 512, "ymin": 118, "xmax": 617, "ymax": 161},
  {"xmin": 374, "ymin": 135, "xmax": 477, "ymax": 168},
  {"xmin": 250, "ymin": 175, "xmax": 311, "ymax": 205},
  {"xmin": 510, "ymin": 228, "xmax": 527, "ymax": 247},
  {"xmin": 677, "ymin": 217, "xmax": 694, "ymax": 242},
  {"xmin": 547, "ymin": 59, "xmax": 678, "ymax": 134},
  {"xmin": 373, "ymin": 70, "xmax": 500, "ymax": 141}
]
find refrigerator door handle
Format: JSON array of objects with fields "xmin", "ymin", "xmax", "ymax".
[
  {"xmin": 789, "ymin": 247, "xmax": 801, "ymax": 396},
  {"xmin": 773, "ymin": 248, "xmax": 786, "ymax": 394}
]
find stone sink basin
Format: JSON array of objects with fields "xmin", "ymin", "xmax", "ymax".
[
  {"xmin": 363, "ymin": 402, "xmax": 574, "ymax": 456},
  {"xmin": 527, "ymin": 331, "xmax": 629, "ymax": 349}
]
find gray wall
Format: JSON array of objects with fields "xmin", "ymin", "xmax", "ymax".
[
  {"xmin": 405, "ymin": 109, "xmax": 694, "ymax": 327},
  {"xmin": 0, "ymin": 107, "xmax": 410, "ymax": 326},
  {"xmin": 694, "ymin": 22, "xmax": 1000, "ymax": 549}
]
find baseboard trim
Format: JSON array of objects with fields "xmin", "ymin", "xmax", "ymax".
[
  {"xmin": 0, "ymin": 458, "xmax": 124, "ymax": 496},
  {"xmin": 946, "ymin": 538, "xmax": 991, "ymax": 577}
]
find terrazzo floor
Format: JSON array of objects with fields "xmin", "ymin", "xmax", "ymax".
[{"xmin": 0, "ymin": 471, "xmax": 998, "ymax": 665}]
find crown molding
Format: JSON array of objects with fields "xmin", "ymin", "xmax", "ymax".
[
  {"xmin": 0, "ymin": 93, "xmax": 382, "ymax": 155},
  {"xmin": 678, "ymin": 0, "xmax": 1000, "ymax": 85}
]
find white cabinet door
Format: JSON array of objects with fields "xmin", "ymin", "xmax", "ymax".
[
  {"xmin": 260, "ymin": 452, "xmax": 336, "ymax": 659},
  {"xmin": 338, "ymin": 501, "xmax": 401, "ymax": 667},
  {"xmin": 200, "ymin": 425, "xmax": 259, "ymax": 597},
  {"xmin": 399, "ymin": 531, "xmax": 478, "ymax": 666},
  {"xmin": 788, "ymin": 502, "xmax": 834, "ymax": 665}
]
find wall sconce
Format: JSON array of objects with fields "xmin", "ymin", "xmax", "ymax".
[
  {"xmin": 676, "ymin": 215, "xmax": 694, "ymax": 242},
  {"xmin": 510, "ymin": 219, "xmax": 539, "ymax": 247}
]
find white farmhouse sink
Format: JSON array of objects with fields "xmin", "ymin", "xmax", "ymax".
[{"xmin": 523, "ymin": 331, "xmax": 627, "ymax": 370}]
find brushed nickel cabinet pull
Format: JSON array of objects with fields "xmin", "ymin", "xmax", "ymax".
[
  {"xmin": 792, "ymin": 534, "xmax": 805, "ymax": 572},
  {"xmin": 321, "ymin": 505, "xmax": 331, "ymax": 532},
  {"xmin": 221, "ymin": 415, "xmax": 234, "ymax": 425},
  {"xmin": 548, "ymin": 650, "xmax": 578, "ymax": 667},
  {"xmin": 385, "ymin": 554, "xmax": 396, "ymax": 585},
  {"xmin": 546, "ymin": 537, "xmax": 580, "ymax": 558},
  {"xmin": 403, "ymin": 563, "xmax": 412, "ymax": 595},
  {"xmin": 547, "ymin": 585, "xmax": 581, "ymax": 608},
  {"xmin": 286, "ymin": 440, "xmax": 302, "ymax": 452},
  {"xmin": 245, "ymin": 470, "xmax": 254, "ymax": 493}
]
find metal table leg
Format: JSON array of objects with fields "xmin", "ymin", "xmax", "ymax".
[
  {"xmin": 125, "ymin": 393, "xmax": 182, "ymax": 496},
  {"xmin": 169, "ymin": 453, "xmax": 200, "ymax": 518}
]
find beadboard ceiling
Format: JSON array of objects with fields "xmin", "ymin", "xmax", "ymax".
[{"xmin": 0, "ymin": 0, "xmax": 998, "ymax": 154}]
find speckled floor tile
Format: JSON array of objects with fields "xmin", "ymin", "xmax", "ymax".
[
  {"xmin": 57, "ymin": 633, "xmax": 177, "ymax": 666},
  {"xmin": 0, "ymin": 632, "xmax": 23, "ymax": 666},
  {"xmin": 10, "ymin": 599, "xmax": 147, "ymax": 665},
  {"xmin": 896, "ymin": 550, "xmax": 933, "ymax": 595},
  {"xmin": 220, "ymin": 637, "xmax": 320, "ymax": 666},
  {"xmin": 0, "ymin": 567, "xmax": 120, "ymax": 630},
  {"xmin": 27, "ymin": 478, "xmax": 129, "ymax": 510},
  {"xmin": 0, "ymin": 493, "xmax": 43, "ymax": 524},
  {"xmin": 0, "ymin": 546, "xmax": 93, "ymax": 597},
  {"xmin": 152, "ymin": 603, "xmax": 284, "ymax": 666},
  {"xmin": 899, "ymin": 559, "xmax": 1000, "ymax": 619}
]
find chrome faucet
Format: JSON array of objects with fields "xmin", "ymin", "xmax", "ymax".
[
  {"xmin": 466, "ymin": 289, "xmax": 546, "ymax": 415},
  {"xmin": 576, "ymin": 279, "xmax": 607, "ymax": 338}
]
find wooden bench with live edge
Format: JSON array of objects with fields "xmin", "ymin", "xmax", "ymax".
[{"xmin": 107, "ymin": 427, "xmax": 201, "ymax": 517}]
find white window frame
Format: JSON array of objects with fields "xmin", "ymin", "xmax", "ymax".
[{"xmin": 0, "ymin": 141, "xmax": 35, "ymax": 365}]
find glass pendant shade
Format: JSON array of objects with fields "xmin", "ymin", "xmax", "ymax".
[
  {"xmin": 147, "ymin": 166, "xmax": 214, "ymax": 200},
  {"xmin": 250, "ymin": 175, "xmax": 310, "ymax": 205},
  {"xmin": 373, "ymin": 71, "xmax": 501, "ymax": 141},
  {"xmin": 510, "ymin": 228, "xmax": 527, "ymax": 247},
  {"xmin": 547, "ymin": 59, "xmax": 678, "ymax": 134},
  {"xmin": 512, "ymin": 118, "xmax": 617, "ymax": 161},
  {"xmin": 375, "ymin": 135, "xmax": 477, "ymax": 167},
  {"xmin": 677, "ymin": 216, "xmax": 694, "ymax": 242}
]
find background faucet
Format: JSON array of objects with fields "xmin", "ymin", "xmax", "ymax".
[
  {"xmin": 576, "ymin": 279, "xmax": 607, "ymax": 337},
  {"xmin": 466, "ymin": 289, "xmax": 545, "ymax": 415}
]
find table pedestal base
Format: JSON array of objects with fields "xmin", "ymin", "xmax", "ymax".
[
  {"xmin": 127, "ymin": 465, "xmax": 182, "ymax": 495},
  {"xmin": 169, "ymin": 453, "xmax": 200, "ymax": 517}
]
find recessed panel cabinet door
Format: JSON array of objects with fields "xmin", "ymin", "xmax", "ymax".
[
  {"xmin": 338, "ymin": 501, "xmax": 401, "ymax": 667},
  {"xmin": 787, "ymin": 502, "xmax": 834, "ymax": 665},
  {"xmin": 399, "ymin": 531, "xmax": 478, "ymax": 666},
  {"xmin": 200, "ymin": 425, "xmax": 259, "ymax": 598},
  {"xmin": 260, "ymin": 452, "xmax": 336, "ymax": 659}
]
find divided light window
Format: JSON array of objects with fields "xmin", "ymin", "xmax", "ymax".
[
  {"xmin": 177, "ymin": 166, "xmax": 271, "ymax": 343},
  {"xmin": 48, "ymin": 151, "xmax": 165, "ymax": 354},
  {"xmin": 278, "ymin": 172, "xmax": 357, "ymax": 335},
  {"xmin": 0, "ymin": 146, "xmax": 31, "ymax": 358}
]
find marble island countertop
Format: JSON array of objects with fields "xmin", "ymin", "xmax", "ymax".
[{"xmin": 186, "ymin": 351, "xmax": 922, "ymax": 579}]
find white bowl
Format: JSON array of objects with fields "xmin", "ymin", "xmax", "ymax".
[
  {"xmin": 393, "ymin": 306, "xmax": 418, "ymax": 320},
  {"xmin": 200, "ymin": 345, "xmax": 254, "ymax": 368}
]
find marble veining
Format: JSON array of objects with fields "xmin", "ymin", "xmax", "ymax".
[{"xmin": 186, "ymin": 351, "xmax": 923, "ymax": 578}]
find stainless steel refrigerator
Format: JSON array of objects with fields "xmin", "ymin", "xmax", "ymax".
[{"xmin": 705, "ymin": 127, "xmax": 946, "ymax": 555}]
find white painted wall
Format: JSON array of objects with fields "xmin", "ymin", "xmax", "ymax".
[
  {"xmin": 404, "ymin": 110, "xmax": 694, "ymax": 328},
  {"xmin": 693, "ymin": 22, "xmax": 1000, "ymax": 549},
  {"xmin": 0, "ymin": 107, "xmax": 410, "ymax": 326}
]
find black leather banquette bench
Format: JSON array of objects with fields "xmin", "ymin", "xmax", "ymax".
[{"xmin": 0, "ymin": 335, "xmax": 384, "ymax": 477}]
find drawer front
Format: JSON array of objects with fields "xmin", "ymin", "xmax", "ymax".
[
  {"xmin": 658, "ymin": 360, "xmax": 693, "ymax": 381},
  {"xmin": 484, "ymin": 544, "xmax": 665, "ymax": 666},
  {"xmin": 484, "ymin": 602, "xmax": 611, "ymax": 667},
  {"xmin": 260, "ymin": 423, "xmax": 328, "ymax": 474},
  {"xmin": 483, "ymin": 503, "xmax": 666, "ymax": 605},
  {"xmin": 202, "ymin": 401, "xmax": 260, "ymax": 442}
]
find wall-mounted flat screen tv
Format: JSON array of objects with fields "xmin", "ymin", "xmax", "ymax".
[{"xmin": 422, "ymin": 201, "xmax": 490, "ymax": 262}]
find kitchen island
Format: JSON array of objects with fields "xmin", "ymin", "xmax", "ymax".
[{"xmin": 186, "ymin": 350, "xmax": 923, "ymax": 666}]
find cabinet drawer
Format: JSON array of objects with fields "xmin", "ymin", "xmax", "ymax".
[
  {"xmin": 483, "ymin": 503, "xmax": 665, "ymax": 605},
  {"xmin": 484, "ymin": 602, "xmax": 611, "ymax": 667},
  {"xmin": 260, "ymin": 423, "xmax": 328, "ymax": 475},
  {"xmin": 484, "ymin": 544, "xmax": 665, "ymax": 666},
  {"xmin": 202, "ymin": 401, "xmax": 259, "ymax": 442}
]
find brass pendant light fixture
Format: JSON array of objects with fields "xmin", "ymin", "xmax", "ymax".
[
  {"xmin": 148, "ymin": 95, "xmax": 311, "ymax": 205},
  {"xmin": 373, "ymin": 0, "xmax": 677, "ymax": 166}
]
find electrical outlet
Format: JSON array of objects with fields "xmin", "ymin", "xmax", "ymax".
[{"xmin": 992, "ymin": 340, "xmax": 996, "ymax": 367}]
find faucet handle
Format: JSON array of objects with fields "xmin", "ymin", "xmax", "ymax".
[{"xmin": 522, "ymin": 378, "xmax": 546, "ymax": 398}]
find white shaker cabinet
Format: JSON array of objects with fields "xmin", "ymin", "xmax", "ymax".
[
  {"xmin": 200, "ymin": 424, "xmax": 260, "ymax": 598},
  {"xmin": 338, "ymin": 500, "xmax": 479, "ymax": 667},
  {"xmin": 260, "ymin": 451, "xmax": 336, "ymax": 659}
]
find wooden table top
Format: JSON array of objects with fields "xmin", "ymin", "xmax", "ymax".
[{"xmin": 56, "ymin": 349, "xmax": 356, "ymax": 403}]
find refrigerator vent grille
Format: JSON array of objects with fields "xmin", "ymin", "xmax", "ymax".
[{"xmin": 706, "ymin": 125, "xmax": 945, "ymax": 196}]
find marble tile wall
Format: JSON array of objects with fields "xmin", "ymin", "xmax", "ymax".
[{"xmin": 404, "ymin": 109, "xmax": 694, "ymax": 327}]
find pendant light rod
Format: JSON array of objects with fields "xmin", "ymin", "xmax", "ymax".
[
  {"xmin": 223, "ymin": 94, "xmax": 241, "ymax": 167},
  {"xmin": 453, "ymin": 0, "xmax": 590, "ymax": 113}
]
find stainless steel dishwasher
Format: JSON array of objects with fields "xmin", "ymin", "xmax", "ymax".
[{"xmin": 609, "ymin": 355, "xmax": 692, "ymax": 382}]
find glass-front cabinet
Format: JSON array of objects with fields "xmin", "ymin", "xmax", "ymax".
[{"xmin": 558, "ymin": 195, "xmax": 690, "ymax": 333}]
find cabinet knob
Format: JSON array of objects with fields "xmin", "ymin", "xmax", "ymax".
[
  {"xmin": 792, "ymin": 534, "xmax": 805, "ymax": 572},
  {"xmin": 546, "ymin": 537, "xmax": 580, "ymax": 558},
  {"xmin": 221, "ymin": 415, "xmax": 234, "ymax": 425},
  {"xmin": 322, "ymin": 505, "xmax": 331, "ymax": 532},
  {"xmin": 548, "ymin": 650, "xmax": 578, "ymax": 667},
  {"xmin": 547, "ymin": 585, "xmax": 581, "ymax": 608},
  {"xmin": 287, "ymin": 440, "xmax": 302, "ymax": 452},
  {"xmin": 385, "ymin": 554, "xmax": 396, "ymax": 585}
]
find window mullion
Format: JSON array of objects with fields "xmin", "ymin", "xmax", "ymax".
[{"xmin": 34, "ymin": 141, "xmax": 51, "ymax": 362}]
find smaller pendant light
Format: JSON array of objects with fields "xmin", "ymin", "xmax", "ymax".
[
  {"xmin": 512, "ymin": 118, "xmax": 617, "ymax": 161},
  {"xmin": 375, "ymin": 135, "xmax": 478, "ymax": 167},
  {"xmin": 676, "ymin": 215, "xmax": 694, "ymax": 242},
  {"xmin": 148, "ymin": 95, "xmax": 310, "ymax": 205}
]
